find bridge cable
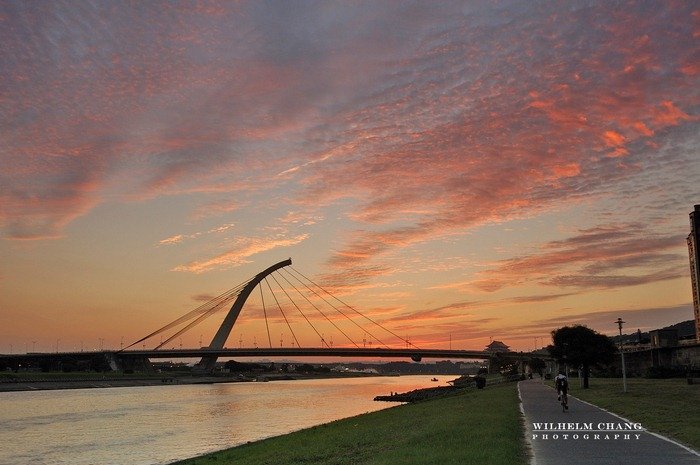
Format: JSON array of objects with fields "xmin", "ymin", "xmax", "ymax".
[
  {"xmin": 277, "ymin": 269, "xmax": 360, "ymax": 348},
  {"xmin": 260, "ymin": 285, "xmax": 273, "ymax": 349},
  {"xmin": 264, "ymin": 277, "xmax": 300, "ymax": 348},
  {"xmin": 288, "ymin": 266, "xmax": 420, "ymax": 349},
  {"xmin": 121, "ymin": 280, "xmax": 247, "ymax": 351},
  {"xmin": 284, "ymin": 267, "xmax": 391, "ymax": 349},
  {"xmin": 154, "ymin": 298, "xmax": 232, "ymax": 349},
  {"xmin": 269, "ymin": 273, "xmax": 330, "ymax": 348},
  {"xmin": 130, "ymin": 283, "xmax": 244, "ymax": 350}
]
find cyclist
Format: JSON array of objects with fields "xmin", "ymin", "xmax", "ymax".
[{"xmin": 555, "ymin": 371, "xmax": 569, "ymax": 411}]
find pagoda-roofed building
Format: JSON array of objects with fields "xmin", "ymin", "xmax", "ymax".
[{"xmin": 485, "ymin": 340, "xmax": 510, "ymax": 353}]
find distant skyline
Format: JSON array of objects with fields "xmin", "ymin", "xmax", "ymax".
[{"xmin": 1, "ymin": 1, "xmax": 699, "ymax": 353}]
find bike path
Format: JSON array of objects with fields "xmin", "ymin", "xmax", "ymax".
[{"xmin": 518, "ymin": 378, "xmax": 699, "ymax": 465}]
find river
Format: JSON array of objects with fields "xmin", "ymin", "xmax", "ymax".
[{"xmin": 0, "ymin": 375, "xmax": 441, "ymax": 465}]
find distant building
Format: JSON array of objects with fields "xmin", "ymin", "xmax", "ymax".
[
  {"xmin": 649, "ymin": 329, "xmax": 679, "ymax": 348},
  {"xmin": 687, "ymin": 204, "xmax": 700, "ymax": 341},
  {"xmin": 485, "ymin": 340, "xmax": 510, "ymax": 353}
]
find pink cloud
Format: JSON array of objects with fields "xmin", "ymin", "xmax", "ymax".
[
  {"xmin": 1, "ymin": 1, "xmax": 698, "ymax": 258},
  {"xmin": 470, "ymin": 225, "xmax": 687, "ymax": 292}
]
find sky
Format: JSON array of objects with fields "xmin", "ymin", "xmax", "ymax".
[{"xmin": 1, "ymin": 0, "xmax": 699, "ymax": 355}]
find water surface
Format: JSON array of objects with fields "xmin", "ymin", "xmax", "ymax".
[{"xmin": 0, "ymin": 375, "xmax": 440, "ymax": 465}]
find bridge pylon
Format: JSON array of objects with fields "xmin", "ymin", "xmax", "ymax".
[{"xmin": 196, "ymin": 258, "xmax": 292, "ymax": 372}]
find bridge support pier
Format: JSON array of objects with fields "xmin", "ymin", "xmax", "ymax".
[{"xmin": 115, "ymin": 355, "xmax": 153, "ymax": 373}]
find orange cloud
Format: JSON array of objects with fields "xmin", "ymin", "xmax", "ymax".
[
  {"xmin": 603, "ymin": 130, "xmax": 626, "ymax": 147},
  {"xmin": 652, "ymin": 101, "xmax": 694, "ymax": 126},
  {"xmin": 173, "ymin": 234, "xmax": 308, "ymax": 273},
  {"xmin": 159, "ymin": 234, "xmax": 185, "ymax": 245},
  {"xmin": 631, "ymin": 121, "xmax": 654, "ymax": 137},
  {"xmin": 551, "ymin": 163, "xmax": 581, "ymax": 178}
]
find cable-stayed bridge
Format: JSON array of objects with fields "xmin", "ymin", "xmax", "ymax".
[{"xmin": 1, "ymin": 259, "xmax": 534, "ymax": 372}]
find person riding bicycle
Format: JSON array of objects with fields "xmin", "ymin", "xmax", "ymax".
[{"xmin": 555, "ymin": 371, "xmax": 569, "ymax": 410}]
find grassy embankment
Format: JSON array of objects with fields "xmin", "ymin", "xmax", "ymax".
[
  {"xmin": 569, "ymin": 378, "xmax": 700, "ymax": 450},
  {"xmin": 172, "ymin": 382, "xmax": 527, "ymax": 465}
]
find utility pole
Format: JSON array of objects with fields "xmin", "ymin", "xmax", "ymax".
[{"xmin": 615, "ymin": 318, "xmax": 627, "ymax": 393}]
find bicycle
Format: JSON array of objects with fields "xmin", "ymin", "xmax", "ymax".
[{"xmin": 559, "ymin": 391, "xmax": 568, "ymax": 412}]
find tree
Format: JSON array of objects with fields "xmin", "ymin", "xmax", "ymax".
[
  {"xmin": 528, "ymin": 357, "xmax": 546, "ymax": 377},
  {"xmin": 548, "ymin": 325, "xmax": 617, "ymax": 388}
]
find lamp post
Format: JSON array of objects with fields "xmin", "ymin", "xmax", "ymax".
[{"xmin": 615, "ymin": 318, "xmax": 627, "ymax": 393}]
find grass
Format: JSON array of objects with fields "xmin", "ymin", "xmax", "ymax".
[
  {"xmin": 568, "ymin": 377, "xmax": 700, "ymax": 450},
  {"xmin": 171, "ymin": 382, "xmax": 527, "ymax": 465}
]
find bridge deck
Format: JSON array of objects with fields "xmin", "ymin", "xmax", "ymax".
[{"xmin": 1, "ymin": 347, "xmax": 534, "ymax": 361}]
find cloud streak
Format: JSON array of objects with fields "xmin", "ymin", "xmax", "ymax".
[
  {"xmin": 157, "ymin": 223, "xmax": 235, "ymax": 246},
  {"xmin": 471, "ymin": 225, "xmax": 687, "ymax": 292},
  {"xmin": 173, "ymin": 234, "xmax": 308, "ymax": 274}
]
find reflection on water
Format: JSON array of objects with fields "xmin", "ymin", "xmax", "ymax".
[{"xmin": 0, "ymin": 375, "xmax": 440, "ymax": 465}]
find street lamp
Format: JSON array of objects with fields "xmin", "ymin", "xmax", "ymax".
[{"xmin": 615, "ymin": 318, "xmax": 627, "ymax": 393}]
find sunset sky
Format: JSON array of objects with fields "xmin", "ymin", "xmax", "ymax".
[{"xmin": 1, "ymin": 1, "xmax": 699, "ymax": 355}]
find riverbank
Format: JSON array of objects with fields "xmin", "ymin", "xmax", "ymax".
[
  {"xmin": 0, "ymin": 371, "xmax": 380, "ymax": 392},
  {"xmin": 171, "ymin": 381, "xmax": 527, "ymax": 465}
]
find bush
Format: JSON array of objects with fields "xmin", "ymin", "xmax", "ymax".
[{"xmin": 645, "ymin": 365, "xmax": 687, "ymax": 379}]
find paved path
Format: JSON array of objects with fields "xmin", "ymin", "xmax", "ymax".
[{"xmin": 518, "ymin": 379, "xmax": 699, "ymax": 465}]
